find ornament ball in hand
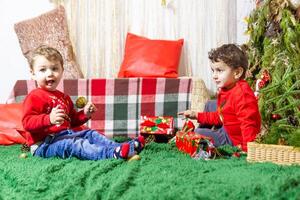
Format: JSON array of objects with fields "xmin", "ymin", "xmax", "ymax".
[{"xmin": 76, "ymin": 96, "xmax": 88, "ymax": 108}]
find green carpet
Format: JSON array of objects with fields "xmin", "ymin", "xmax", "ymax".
[{"xmin": 0, "ymin": 143, "xmax": 299, "ymax": 200}]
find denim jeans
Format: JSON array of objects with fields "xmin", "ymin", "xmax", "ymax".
[
  {"xmin": 194, "ymin": 100, "xmax": 232, "ymax": 147},
  {"xmin": 34, "ymin": 129, "xmax": 125, "ymax": 160}
]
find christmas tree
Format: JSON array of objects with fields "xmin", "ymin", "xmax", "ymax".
[{"xmin": 246, "ymin": 0, "xmax": 300, "ymax": 147}]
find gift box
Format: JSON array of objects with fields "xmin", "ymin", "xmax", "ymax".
[
  {"xmin": 175, "ymin": 120, "xmax": 214, "ymax": 157},
  {"xmin": 140, "ymin": 116, "xmax": 174, "ymax": 135},
  {"xmin": 176, "ymin": 131, "xmax": 204, "ymax": 156}
]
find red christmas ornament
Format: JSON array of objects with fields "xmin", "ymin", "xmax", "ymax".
[
  {"xmin": 232, "ymin": 152, "xmax": 241, "ymax": 158},
  {"xmin": 261, "ymin": 70, "xmax": 271, "ymax": 83},
  {"xmin": 271, "ymin": 114, "xmax": 282, "ymax": 120},
  {"xmin": 258, "ymin": 80, "xmax": 266, "ymax": 89}
]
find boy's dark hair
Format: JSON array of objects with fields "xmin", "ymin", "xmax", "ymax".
[
  {"xmin": 208, "ymin": 44, "xmax": 248, "ymax": 79},
  {"xmin": 30, "ymin": 45, "xmax": 64, "ymax": 70}
]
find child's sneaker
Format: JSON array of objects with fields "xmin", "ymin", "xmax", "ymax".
[
  {"xmin": 134, "ymin": 135, "xmax": 145, "ymax": 154},
  {"xmin": 113, "ymin": 143, "xmax": 129, "ymax": 159}
]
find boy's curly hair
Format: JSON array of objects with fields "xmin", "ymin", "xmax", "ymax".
[
  {"xmin": 208, "ymin": 44, "xmax": 248, "ymax": 79},
  {"xmin": 29, "ymin": 45, "xmax": 64, "ymax": 70}
]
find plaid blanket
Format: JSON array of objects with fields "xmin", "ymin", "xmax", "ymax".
[{"xmin": 7, "ymin": 78, "xmax": 194, "ymax": 138}]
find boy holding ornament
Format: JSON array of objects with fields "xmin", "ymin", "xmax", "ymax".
[{"xmin": 22, "ymin": 45, "xmax": 144, "ymax": 160}]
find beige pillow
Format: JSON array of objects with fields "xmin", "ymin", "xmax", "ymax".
[{"xmin": 14, "ymin": 6, "xmax": 83, "ymax": 79}]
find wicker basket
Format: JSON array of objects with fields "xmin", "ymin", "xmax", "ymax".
[
  {"xmin": 247, "ymin": 142, "xmax": 300, "ymax": 165},
  {"xmin": 191, "ymin": 78, "xmax": 210, "ymax": 112}
]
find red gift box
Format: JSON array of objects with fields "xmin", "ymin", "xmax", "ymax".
[
  {"xmin": 176, "ymin": 131, "xmax": 206, "ymax": 156},
  {"xmin": 140, "ymin": 116, "xmax": 174, "ymax": 135},
  {"xmin": 175, "ymin": 120, "xmax": 213, "ymax": 156}
]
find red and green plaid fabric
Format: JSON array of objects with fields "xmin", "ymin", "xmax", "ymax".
[{"xmin": 7, "ymin": 78, "xmax": 192, "ymax": 138}]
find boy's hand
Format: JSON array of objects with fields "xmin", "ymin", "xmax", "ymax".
[
  {"xmin": 178, "ymin": 110, "xmax": 198, "ymax": 119},
  {"xmin": 50, "ymin": 105, "xmax": 66, "ymax": 125},
  {"xmin": 84, "ymin": 102, "xmax": 97, "ymax": 118}
]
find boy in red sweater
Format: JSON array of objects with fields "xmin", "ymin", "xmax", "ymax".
[
  {"xmin": 22, "ymin": 45, "xmax": 144, "ymax": 160},
  {"xmin": 179, "ymin": 44, "xmax": 261, "ymax": 152}
]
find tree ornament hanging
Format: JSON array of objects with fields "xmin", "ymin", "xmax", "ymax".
[
  {"xmin": 255, "ymin": 69, "xmax": 271, "ymax": 91},
  {"xmin": 261, "ymin": 70, "xmax": 271, "ymax": 83},
  {"xmin": 271, "ymin": 113, "xmax": 282, "ymax": 120},
  {"xmin": 258, "ymin": 79, "xmax": 267, "ymax": 89}
]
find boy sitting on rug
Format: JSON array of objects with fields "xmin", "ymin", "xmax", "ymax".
[
  {"xmin": 179, "ymin": 44, "xmax": 261, "ymax": 152},
  {"xmin": 22, "ymin": 45, "xmax": 144, "ymax": 160}
]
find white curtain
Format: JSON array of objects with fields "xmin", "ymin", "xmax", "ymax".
[{"xmin": 54, "ymin": 0, "xmax": 254, "ymax": 93}]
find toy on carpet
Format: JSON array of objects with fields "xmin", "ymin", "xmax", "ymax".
[
  {"xmin": 19, "ymin": 153, "xmax": 28, "ymax": 159},
  {"xmin": 19, "ymin": 143, "xmax": 30, "ymax": 158},
  {"xmin": 128, "ymin": 155, "xmax": 141, "ymax": 162},
  {"xmin": 174, "ymin": 120, "xmax": 242, "ymax": 160},
  {"xmin": 175, "ymin": 120, "xmax": 215, "ymax": 159}
]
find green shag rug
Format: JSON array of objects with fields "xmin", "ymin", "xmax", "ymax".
[{"xmin": 0, "ymin": 143, "xmax": 299, "ymax": 200}]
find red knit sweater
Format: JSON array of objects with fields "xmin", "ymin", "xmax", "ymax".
[
  {"xmin": 197, "ymin": 80, "xmax": 261, "ymax": 151},
  {"xmin": 22, "ymin": 88, "xmax": 89, "ymax": 146}
]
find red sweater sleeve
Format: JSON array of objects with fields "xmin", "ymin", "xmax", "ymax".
[
  {"xmin": 22, "ymin": 94, "xmax": 51, "ymax": 132},
  {"xmin": 197, "ymin": 111, "xmax": 222, "ymax": 126}
]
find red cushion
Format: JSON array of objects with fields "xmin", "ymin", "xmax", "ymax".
[
  {"xmin": 118, "ymin": 33, "xmax": 184, "ymax": 78},
  {"xmin": 0, "ymin": 103, "xmax": 27, "ymax": 145}
]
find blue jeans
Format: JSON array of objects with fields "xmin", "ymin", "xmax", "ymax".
[
  {"xmin": 194, "ymin": 100, "xmax": 232, "ymax": 147},
  {"xmin": 34, "ymin": 129, "xmax": 128, "ymax": 160}
]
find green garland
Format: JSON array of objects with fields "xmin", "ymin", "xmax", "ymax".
[{"xmin": 247, "ymin": 0, "xmax": 300, "ymax": 147}]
